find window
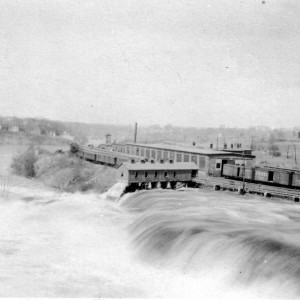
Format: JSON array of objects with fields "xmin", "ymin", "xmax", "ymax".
[
  {"xmin": 135, "ymin": 172, "xmax": 138, "ymax": 178},
  {"xmin": 155, "ymin": 171, "xmax": 158, "ymax": 177},
  {"xmin": 216, "ymin": 163, "xmax": 221, "ymax": 169},
  {"xmin": 145, "ymin": 171, "xmax": 148, "ymax": 178},
  {"xmin": 121, "ymin": 172, "xmax": 124, "ymax": 177},
  {"xmin": 164, "ymin": 171, "xmax": 168, "ymax": 177},
  {"xmin": 184, "ymin": 154, "xmax": 189, "ymax": 162},
  {"xmin": 141, "ymin": 148, "xmax": 145, "ymax": 156},
  {"xmin": 157, "ymin": 150, "xmax": 162, "ymax": 160},
  {"xmin": 163, "ymin": 151, "xmax": 168, "ymax": 160},
  {"xmin": 176, "ymin": 153, "xmax": 182, "ymax": 162},
  {"xmin": 170, "ymin": 152, "xmax": 175, "ymax": 160},
  {"xmin": 191, "ymin": 155, "xmax": 197, "ymax": 164},
  {"xmin": 173, "ymin": 171, "xmax": 176, "ymax": 177},
  {"xmin": 199, "ymin": 157, "xmax": 206, "ymax": 170},
  {"xmin": 136, "ymin": 148, "xmax": 139, "ymax": 156},
  {"xmin": 126, "ymin": 146, "xmax": 130, "ymax": 154},
  {"xmin": 146, "ymin": 149, "xmax": 150, "ymax": 158},
  {"xmin": 151, "ymin": 150, "xmax": 156, "ymax": 159}
]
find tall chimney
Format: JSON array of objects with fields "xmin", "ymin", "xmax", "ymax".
[
  {"xmin": 134, "ymin": 122, "xmax": 137, "ymax": 143},
  {"xmin": 105, "ymin": 134, "xmax": 111, "ymax": 144}
]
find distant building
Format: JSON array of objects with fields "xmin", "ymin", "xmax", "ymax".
[
  {"xmin": 1, "ymin": 124, "xmax": 9, "ymax": 132},
  {"xmin": 48, "ymin": 130, "xmax": 56, "ymax": 137},
  {"xmin": 30, "ymin": 127, "xmax": 41, "ymax": 135},
  {"xmin": 105, "ymin": 134, "xmax": 112, "ymax": 144},
  {"xmin": 8, "ymin": 125, "xmax": 19, "ymax": 133},
  {"xmin": 61, "ymin": 131, "xmax": 73, "ymax": 140}
]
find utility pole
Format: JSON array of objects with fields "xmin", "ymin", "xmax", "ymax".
[
  {"xmin": 134, "ymin": 123, "xmax": 137, "ymax": 143},
  {"xmin": 294, "ymin": 144, "xmax": 297, "ymax": 165},
  {"xmin": 242, "ymin": 151, "xmax": 246, "ymax": 192}
]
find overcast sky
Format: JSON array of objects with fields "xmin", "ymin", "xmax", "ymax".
[{"xmin": 0, "ymin": 0, "xmax": 300, "ymax": 128}]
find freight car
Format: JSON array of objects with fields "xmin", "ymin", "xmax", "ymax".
[
  {"xmin": 223, "ymin": 164, "xmax": 300, "ymax": 189},
  {"xmin": 76, "ymin": 145, "xmax": 140, "ymax": 167},
  {"xmin": 222, "ymin": 164, "xmax": 255, "ymax": 181}
]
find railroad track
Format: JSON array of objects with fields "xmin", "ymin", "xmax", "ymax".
[{"xmin": 194, "ymin": 176, "xmax": 300, "ymax": 202}]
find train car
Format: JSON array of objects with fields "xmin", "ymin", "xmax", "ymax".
[
  {"xmin": 240, "ymin": 166, "xmax": 255, "ymax": 181},
  {"xmin": 292, "ymin": 171, "xmax": 300, "ymax": 188},
  {"xmin": 116, "ymin": 156, "xmax": 130, "ymax": 165},
  {"xmin": 273, "ymin": 169, "xmax": 293, "ymax": 186},
  {"xmin": 254, "ymin": 166, "xmax": 295, "ymax": 187},
  {"xmin": 223, "ymin": 164, "xmax": 240, "ymax": 177},
  {"xmin": 84, "ymin": 151, "xmax": 96, "ymax": 161},
  {"xmin": 77, "ymin": 145, "xmax": 141, "ymax": 167},
  {"xmin": 254, "ymin": 167, "xmax": 270, "ymax": 183},
  {"xmin": 223, "ymin": 164, "xmax": 255, "ymax": 181}
]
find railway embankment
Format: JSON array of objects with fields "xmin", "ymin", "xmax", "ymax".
[
  {"xmin": 10, "ymin": 147, "xmax": 117, "ymax": 193},
  {"xmin": 194, "ymin": 175, "xmax": 300, "ymax": 202}
]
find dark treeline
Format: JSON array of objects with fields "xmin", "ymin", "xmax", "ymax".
[{"xmin": 1, "ymin": 116, "xmax": 299, "ymax": 147}]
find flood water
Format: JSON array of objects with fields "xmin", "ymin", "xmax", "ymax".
[{"xmin": 1, "ymin": 145, "xmax": 300, "ymax": 298}]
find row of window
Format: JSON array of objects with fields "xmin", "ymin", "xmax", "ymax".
[
  {"xmin": 134, "ymin": 171, "xmax": 177, "ymax": 178},
  {"xmin": 125, "ymin": 146, "xmax": 207, "ymax": 170}
]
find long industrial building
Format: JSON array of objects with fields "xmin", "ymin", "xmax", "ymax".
[{"xmin": 112, "ymin": 142, "xmax": 255, "ymax": 177}]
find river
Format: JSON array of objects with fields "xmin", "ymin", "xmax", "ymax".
[{"xmin": 1, "ymin": 145, "xmax": 300, "ymax": 298}]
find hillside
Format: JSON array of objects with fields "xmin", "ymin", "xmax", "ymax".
[{"xmin": 0, "ymin": 132, "xmax": 70, "ymax": 146}]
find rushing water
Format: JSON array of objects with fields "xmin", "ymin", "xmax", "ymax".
[
  {"xmin": 120, "ymin": 190, "xmax": 300, "ymax": 298},
  {"xmin": 1, "ymin": 146, "xmax": 300, "ymax": 298}
]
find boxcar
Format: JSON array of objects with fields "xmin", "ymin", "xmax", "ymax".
[
  {"xmin": 254, "ymin": 166, "xmax": 295, "ymax": 186},
  {"xmin": 84, "ymin": 151, "xmax": 96, "ymax": 161},
  {"xmin": 223, "ymin": 164, "xmax": 254, "ymax": 181},
  {"xmin": 116, "ymin": 156, "xmax": 129, "ymax": 165},
  {"xmin": 254, "ymin": 167, "xmax": 269, "ymax": 183},
  {"xmin": 241, "ymin": 167, "xmax": 255, "ymax": 180},
  {"xmin": 292, "ymin": 172, "xmax": 300, "ymax": 188},
  {"xmin": 223, "ymin": 164, "xmax": 240, "ymax": 178},
  {"xmin": 273, "ymin": 169, "xmax": 293, "ymax": 186}
]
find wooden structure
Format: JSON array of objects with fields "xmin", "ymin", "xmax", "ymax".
[{"xmin": 117, "ymin": 161, "xmax": 199, "ymax": 190}]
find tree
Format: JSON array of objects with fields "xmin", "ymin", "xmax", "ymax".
[{"xmin": 268, "ymin": 143, "xmax": 281, "ymax": 156}]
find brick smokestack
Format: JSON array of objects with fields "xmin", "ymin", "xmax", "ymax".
[{"xmin": 134, "ymin": 122, "xmax": 137, "ymax": 143}]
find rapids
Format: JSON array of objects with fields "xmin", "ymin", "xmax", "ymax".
[
  {"xmin": 1, "ymin": 185, "xmax": 300, "ymax": 298},
  {"xmin": 119, "ymin": 189, "xmax": 300, "ymax": 298},
  {"xmin": 1, "ymin": 146, "xmax": 300, "ymax": 297}
]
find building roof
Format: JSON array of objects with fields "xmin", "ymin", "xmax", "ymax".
[
  {"xmin": 256, "ymin": 165, "xmax": 300, "ymax": 173},
  {"xmin": 126, "ymin": 142, "xmax": 255, "ymax": 157},
  {"xmin": 79, "ymin": 145, "xmax": 140, "ymax": 159},
  {"xmin": 119, "ymin": 161, "xmax": 199, "ymax": 171}
]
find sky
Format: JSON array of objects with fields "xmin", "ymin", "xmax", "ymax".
[{"xmin": 0, "ymin": 0, "xmax": 300, "ymax": 128}]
